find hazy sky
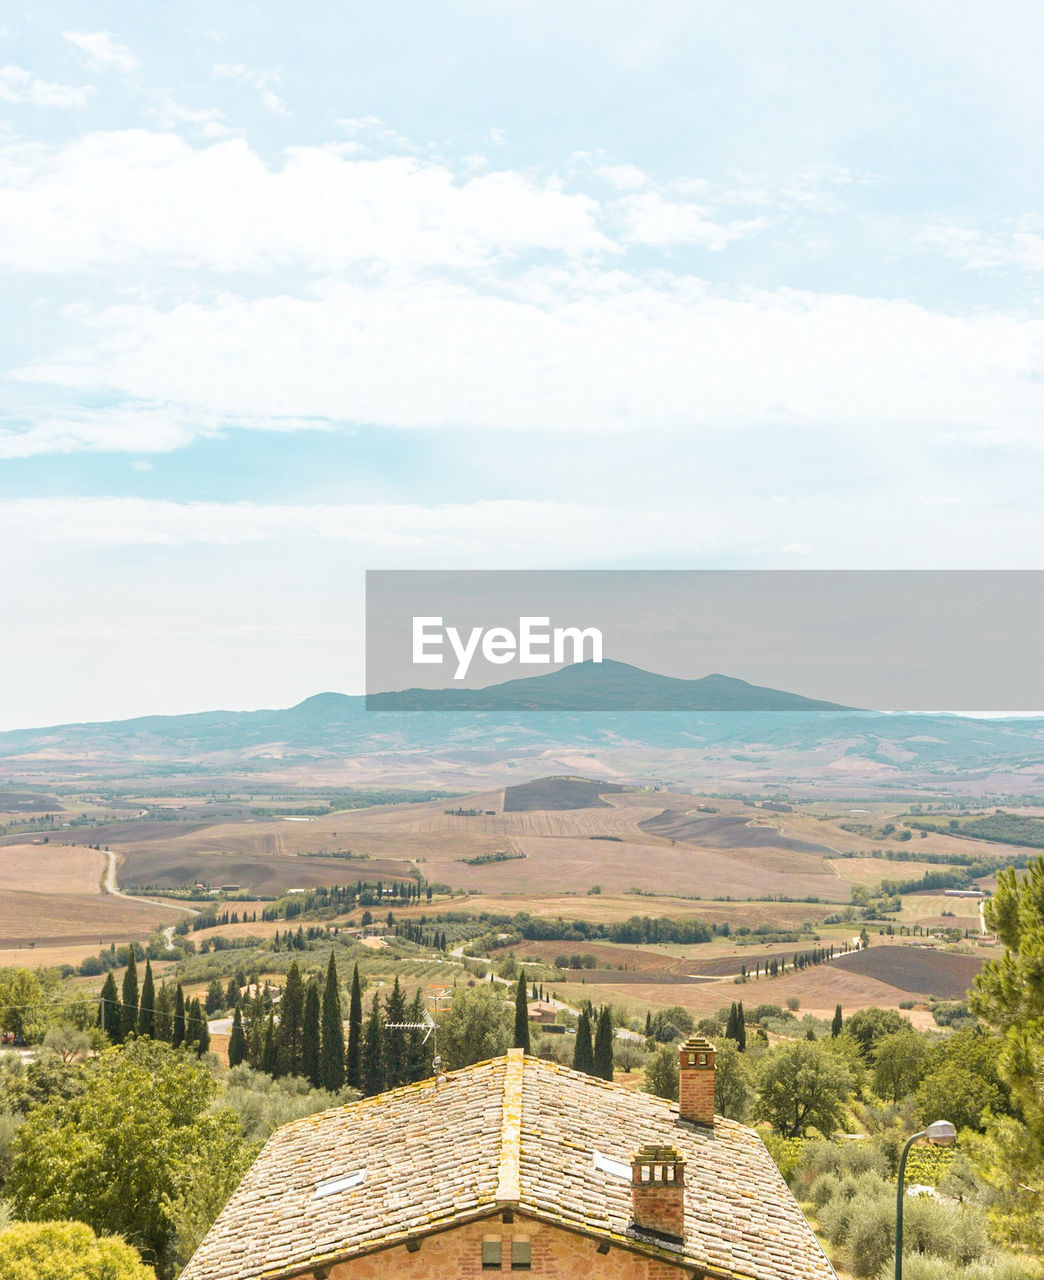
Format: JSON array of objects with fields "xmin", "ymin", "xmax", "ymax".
[{"xmin": 2, "ymin": 3, "xmax": 1043, "ymax": 727}]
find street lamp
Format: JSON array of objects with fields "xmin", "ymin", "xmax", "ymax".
[{"xmin": 895, "ymin": 1120, "xmax": 956, "ymax": 1280}]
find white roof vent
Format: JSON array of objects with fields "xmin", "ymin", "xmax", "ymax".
[
  {"xmin": 313, "ymin": 1169, "xmax": 367, "ymax": 1199},
  {"xmin": 593, "ymin": 1151, "xmax": 631, "ymax": 1181}
]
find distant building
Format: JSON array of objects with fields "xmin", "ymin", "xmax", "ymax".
[
  {"xmin": 182, "ymin": 1040, "xmax": 836, "ymax": 1280},
  {"xmin": 526, "ymin": 1000, "xmax": 559, "ymax": 1025}
]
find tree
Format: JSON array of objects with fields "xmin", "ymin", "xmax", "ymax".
[
  {"xmin": 843, "ymin": 1007, "xmax": 908, "ymax": 1060},
  {"xmin": 593, "ymin": 1006, "xmax": 614, "ymax": 1081},
  {"xmin": 98, "ymin": 972, "xmax": 120, "ymax": 1043},
  {"xmin": 643, "ymin": 1046, "xmax": 679, "ymax": 1100},
  {"xmin": 228, "ymin": 1005, "xmax": 248, "ymax": 1068},
  {"xmin": 383, "ymin": 977, "xmax": 408, "ymax": 1088},
  {"xmin": 572, "ymin": 1007, "xmax": 594, "ymax": 1074},
  {"xmin": 119, "ymin": 951, "xmax": 139, "ymax": 1043},
  {"xmin": 831, "ymin": 1003, "xmax": 843, "ymax": 1037},
  {"xmin": 753, "ymin": 1039, "xmax": 854, "ymax": 1137},
  {"xmin": 275, "ymin": 962, "xmax": 304, "ymax": 1078},
  {"xmin": 404, "ymin": 989, "xmax": 429, "ymax": 1083},
  {"xmin": 261, "ymin": 1014, "xmax": 277, "ymax": 1075},
  {"xmin": 138, "ymin": 958, "xmax": 155, "ymax": 1039},
  {"xmin": 967, "ymin": 856, "xmax": 1044, "ymax": 1251},
  {"xmin": 0, "ymin": 1220, "xmax": 155, "ymax": 1280},
  {"xmin": 915, "ymin": 1027, "xmax": 1007, "ymax": 1132},
  {"xmin": 320, "ymin": 953, "xmax": 345, "ymax": 1092},
  {"xmin": 872, "ymin": 1029, "xmax": 928, "ymax": 1103},
  {"xmin": 42, "ymin": 1025, "xmax": 91, "ymax": 1063},
  {"xmin": 171, "ymin": 984, "xmax": 185, "ymax": 1049},
  {"xmin": 204, "ymin": 980, "xmax": 224, "ymax": 1016},
  {"xmin": 153, "ymin": 983, "xmax": 173, "ymax": 1044},
  {"xmin": 513, "ymin": 972, "xmax": 530, "ymax": 1052},
  {"xmin": 346, "ymin": 964, "xmax": 363, "ymax": 1090},
  {"xmin": 713, "ymin": 1039, "xmax": 751, "ymax": 1120},
  {"xmin": 302, "ymin": 980, "xmax": 321, "ymax": 1088},
  {"xmin": 7, "ymin": 1039, "xmax": 251, "ymax": 1274},
  {"xmin": 735, "ymin": 1002, "xmax": 746, "ymax": 1052},
  {"xmin": 361, "ymin": 992, "xmax": 386, "ymax": 1095},
  {"xmin": 438, "ymin": 985, "xmax": 510, "ymax": 1071}
]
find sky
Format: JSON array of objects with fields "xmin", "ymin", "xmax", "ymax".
[{"xmin": 1, "ymin": 2, "xmax": 1043, "ymax": 727}]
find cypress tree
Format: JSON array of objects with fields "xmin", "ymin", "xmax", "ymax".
[
  {"xmin": 302, "ymin": 979, "xmax": 322, "ymax": 1087},
  {"xmin": 320, "ymin": 952, "xmax": 345, "ymax": 1091},
  {"xmin": 725, "ymin": 1002, "xmax": 738, "ymax": 1043},
  {"xmin": 404, "ymin": 989, "xmax": 427, "ymax": 1083},
  {"xmin": 383, "ymin": 977, "xmax": 407, "ymax": 1088},
  {"xmin": 736, "ymin": 1001, "xmax": 746, "ymax": 1053},
  {"xmin": 154, "ymin": 981, "xmax": 173, "ymax": 1042},
  {"xmin": 346, "ymin": 964, "xmax": 363, "ymax": 1089},
  {"xmin": 119, "ymin": 948, "xmax": 139, "ymax": 1041},
  {"xmin": 195, "ymin": 1001, "xmax": 210, "ymax": 1056},
  {"xmin": 225, "ymin": 976, "xmax": 239, "ymax": 1009},
  {"xmin": 831, "ymin": 1003, "xmax": 843, "ymax": 1037},
  {"xmin": 644, "ymin": 1010, "xmax": 652, "ymax": 1037},
  {"xmin": 573, "ymin": 1007, "xmax": 594, "ymax": 1074},
  {"xmin": 138, "ymin": 957, "xmax": 155, "ymax": 1039},
  {"xmin": 593, "ymin": 1006, "xmax": 614, "ymax": 1081},
  {"xmin": 172, "ymin": 983, "xmax": 186, "ymax": 1048},
  {"xmin": 261, "ymin": 1013, "xmax": 277, "ymax": 1074},
  {"xmin": 362, "ymin": 992, "xmax": 384, "ymax": 1096},
  {"xmin": 228, "ymin": 1005, "xmax": 248, "ymax": 1067},
  {"xmin": 513, "ymin": 971, "xmax": 530, "ymax": 1052},
  {"xmin": 275, "ymin": 961, "xmax": 305, "ymax": 1077},
  {"xmin": 98, "ymin": 971, "xmax": 120, "ymax": 1043}
]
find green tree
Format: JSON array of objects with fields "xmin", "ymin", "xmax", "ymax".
[
  {"xmin": 915, "ymin": 1027, "xmax": 1007, "ymax": 1131},
  {"xmin": 320, "ymin": 953, "xmax": 345, "ymax": 1092},
  {"xmin": 831, "ymin": 1003, "xmax": 843, "ymax": 1037},
  {"xmin": 844, "ymin": 1006, "xmax": 908, "ymax": 1060},
  {"xmin": 593, "ymin": 1006, "xmax": 614, "ymax": 1081},
  {"xmin": 7, "ymin": 1039, "xmax": 251, "ymax": 1274},
  {"xmin": 274, "ymin": 962, "xmax": 304, "ymax": 1078},
  {"xmin": 138, "ymin": 958, "xmax": 155, "ymax": 1039},
  {"xmin": 0, "ymin": 969, "xmax": 44, "ymax": 1043},
  {"xmin": 572, "ymin": 1007, "xmax": 594, "ymax": 1074},
  {"xmin": 153, "ymin": 982, "xmax": 173, "ymax": 1044},
  {"xmin": 228, "ymin": 1006, "xmax": 248, "ymax": 1069},
  {"xmin": 0, "ymin": 1220, "xmax": 155, "ymax": 1280},
  {"xmin": 204, "ymin": 980, "xmax": 224, "ymax": 1016},
  {"xmin": 302, "ymin": 980, "xmax": 321, "ymax": 1088},
  {"xmin": 261, "ymin": 1014, "xmax": 277, "ymax": 1075},
  {"xmin": 872, "ymin": 1028, "xmax": 929, "ymax": 1103},
  {"xmin": 753, "ymin": 1039, "xmax": 854, "ymax": 1137},
  {"xmin": 437, "ymin": 985, "xmax": 510, "ymax": 1071},
  {"xmin": 171, "ymin": 984, "xmax": 185, "ymax": 1050},
  {"xmin": 362, "ymin": 993, "xmax": 384, "ymax": 1095},
  {"xmin": 404, "ymin": 989, "xmax": 428, "ymax": 1083},
  {"xmin": 119, "ymin": 951, "xmax": 138, "ymax": 1043},
  {"xmin": 735, "ymin": 1001, "xmax": 746, "ymax": 1052},
  {"xmin": 346, "ymin": 964, "xmax": 363, "ymax": 1089},
  {"xmin": 98, "ymin": 972, "xmax": 120, "ymax": 1043},
  {"xmin": 383, "ymin": 977, "xmax": 408, "ymax": 1088},
  {"xmin": 643, "ymin": 1046, "xmax": 679, "ymax": 1100},
  {"xmin": 713, "ymin": 1039, "xmax": 750, "ymax": 1120},
  {"xmin": 513, "ymin": 972, "xmax": 530, "ymax": 1052}
]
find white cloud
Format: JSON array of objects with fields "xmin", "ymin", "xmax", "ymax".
[
  {"xmin": 213, "ymin": 63, "xmax": 290, "ymax": 117},
  {"xmin": 595, "ymin": 163, "xmax": 649, "ymax": 191},
  {"xmin": 62, "ymin": 31, "xmax": 138, "ymax": 73},
  {"xmin": 18, "ymin": 275, "xmax": 1044, "ymax": 448},
  {"xmin": 916, "ymin": 218, "xmax": 1044, "ymax": 273},
  {"xmin": 0, "ymin": 65, "xmax": 91, "ymax": 109},
  {"xmin": 0, "ymin": 131, "xmax": 612, "ymax": 273},
  {"xmin": 615, "ymin": 191, "xmax": 765, "ymax": 249}
]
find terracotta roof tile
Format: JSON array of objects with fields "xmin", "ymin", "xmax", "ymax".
[{"xmin": 181, "ymin": 1050, "xmax": 836, "ymax": 1280}]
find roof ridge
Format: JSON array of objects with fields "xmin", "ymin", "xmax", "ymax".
[{"xmin": 495, "ymin": 1047, "xmax": 524, "ymax": 1204}]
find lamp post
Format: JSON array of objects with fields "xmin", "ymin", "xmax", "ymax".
[{"xmin": 895, "ymin": 1120, "xmax": 956, "ymax": 1280}]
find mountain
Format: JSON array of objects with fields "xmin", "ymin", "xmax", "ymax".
[
  {"xmin": 365, "ymin": 659, "xmax": 852, "ymax": 711},
  {"xmin": 1, "ymin": 663, "xmax": 1043, "ymax": 791}
]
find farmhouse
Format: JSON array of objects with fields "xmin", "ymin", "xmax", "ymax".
[{"xmin": 182, "ymin": 1040, "xmax": 836, "ymax": 1280}]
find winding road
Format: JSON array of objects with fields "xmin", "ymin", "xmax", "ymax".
[{"xmin": 102, "ymin": 850, "xmax": 199, "ymax": 948}]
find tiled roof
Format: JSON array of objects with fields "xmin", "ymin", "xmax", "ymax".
[{"xmin": 182, "ymin": 1050, "xmax": 837, "ymax": 1280}]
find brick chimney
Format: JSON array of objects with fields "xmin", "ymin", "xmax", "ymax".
[
  {"xmin": 630, "ymin": 1145, "xmax": 686, "ymax": 1241},
  {"xmin": 678, "ymin": 1036, "xmax": 715, "ymax": 1126}
]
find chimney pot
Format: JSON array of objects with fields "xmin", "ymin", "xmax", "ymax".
[{"xmin": 678, "ymin": 1036, "xmax": 715, "ymax": 1126}]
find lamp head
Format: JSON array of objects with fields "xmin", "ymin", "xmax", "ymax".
[{"xmin": 924, "ymin": 1120, "xmax": 956, "ymax": 1146}]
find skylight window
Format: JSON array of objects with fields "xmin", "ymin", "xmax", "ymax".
[
  {"xmin": 593, "ymin": 1151, "xmax": 630, "ymax": 1181},
  {"xmin": 313, "ymin": 1169, "xmax": 367, "ymax": 1199}
]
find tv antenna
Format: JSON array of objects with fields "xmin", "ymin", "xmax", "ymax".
[{"xmin": 385, "ymin": 985, "xmax": 453, "ymax": 1085}]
